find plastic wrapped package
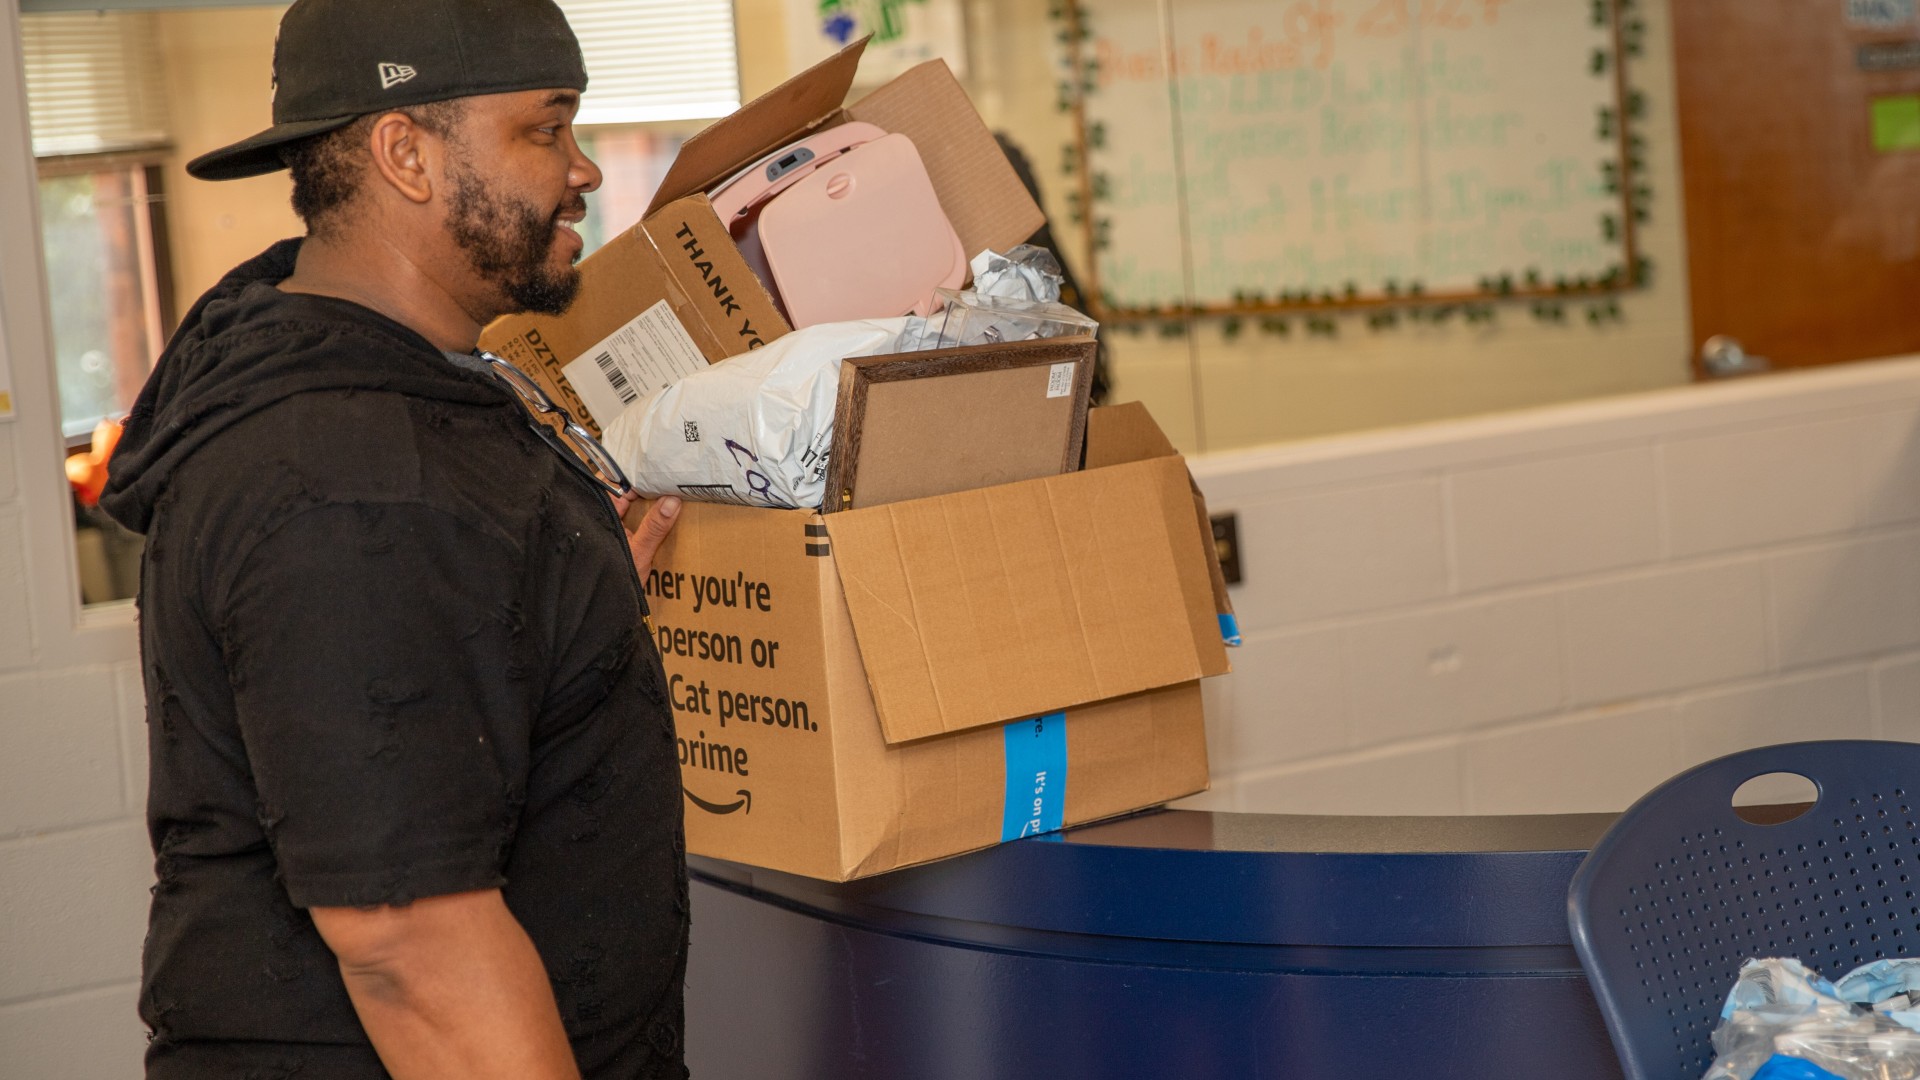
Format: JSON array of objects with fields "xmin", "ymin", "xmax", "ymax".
[
  {"xmin": 896, "ymin": 245, "xmax": 1098, "ymax": 352},
  {"xmin": 929, "ymin": 288, "xmax": 1098, "ymax": 348},
  {"xmin": 600, "ymin": 317, "xmax": 908, "ymax": 510},
  {"xmin": 1705, "ymin": 959, "xmax": 1920, "ymax": 1080},
  {"xmin": 971, "ymin": 244, "xmax": 1067, "ymax": 301}
]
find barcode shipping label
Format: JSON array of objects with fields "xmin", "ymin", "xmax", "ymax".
[
  {"xmin": 562, "ymin": 300, "xmax": 707, "ymax": 426},
  {"xmin": 1046, "ymin": 362, "xmax": 1076, "ymax": 399}
]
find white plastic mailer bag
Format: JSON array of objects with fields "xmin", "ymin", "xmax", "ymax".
[{"xmin": 601, "ymin": 318, "xmax": 908, "ymax": 510}]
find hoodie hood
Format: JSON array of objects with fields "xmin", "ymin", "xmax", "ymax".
[{"xmin": 101, "ymin": 239, "xmax": 507, "ymax": 534}]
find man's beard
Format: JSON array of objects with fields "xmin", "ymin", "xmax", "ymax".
[{"xmin": 444, "ymin": 155, "xmax": 583, "ymax": 316}]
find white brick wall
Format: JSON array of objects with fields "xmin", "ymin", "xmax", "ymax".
[
  {"xmin": 1181, "ymin": 356, "xmax": 1920, "ymax": 817},
  {"xmin": 0, "ymin": 426, "xmax": 148, "ymax": 1075},
  {"xmin": 0, "ymin": 985, "xmax": 147, "ymax": 1080}
]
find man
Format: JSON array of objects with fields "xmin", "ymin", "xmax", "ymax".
[{"xmin": 99, "ymin": 2, "xmax": 688, "ymax": 1077}]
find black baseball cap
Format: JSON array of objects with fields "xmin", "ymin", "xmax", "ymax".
[{"xmin": 187, "ymin": 0, "xmax": 588, "ymax": 181}]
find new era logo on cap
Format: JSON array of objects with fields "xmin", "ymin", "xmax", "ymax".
[{"xmin": 378, "ymin": 62, "xmax": 417, "ymax": 89}]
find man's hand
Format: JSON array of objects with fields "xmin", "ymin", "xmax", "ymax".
[
  {"xmin": 612, "ymin": 493, "xmax": 681, "ymax": 575},
  {"xmin": 310, "ymin": 889, "xmax": 579, "ymax": 1080}
]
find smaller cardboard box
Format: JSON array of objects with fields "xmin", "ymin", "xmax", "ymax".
[
  {"xmin": 641, "ymin": 403, "xmax": 1230, "ymax": 881},
  {"xmin": 482, "ymin": 38, "xmax": 1044, "ymax": 436}
]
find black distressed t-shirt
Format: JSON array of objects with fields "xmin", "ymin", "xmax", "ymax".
[{"xmin": 100, "ymin": 240, "xmax": 689, "ymax": 1078}]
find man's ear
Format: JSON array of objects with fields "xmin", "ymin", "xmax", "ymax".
[{"xmin": 365, "ymin": 112, "xmax": 438, "ymax": 206}]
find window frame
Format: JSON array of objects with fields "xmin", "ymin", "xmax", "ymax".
[
  {"xmin": 36, "ymin": 155, "xmax": 177, "ymax": 441},
  {"xmin": 0, "ymin": 0, "xmax": 745, "ymax": 642},
  {"xmin": 0, "ymin": 3, "xmax": 143, "ymax": 656}
]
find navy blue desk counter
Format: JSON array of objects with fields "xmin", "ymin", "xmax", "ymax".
[{"xmin": 684, "ymin": 809, "xmax": 1626, "ymax": 1079}]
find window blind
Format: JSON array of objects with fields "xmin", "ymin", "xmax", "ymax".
[
  {"xmin": 559, "ymin": 0, "xmax": 741, "ymax": 126},
  {"xmin": 22, "ymin": 11, "xmax": 172, "ymax": 158},
  {"xmin": 19, "ymin": 3, "xmax": 734, "ymax": 147}
]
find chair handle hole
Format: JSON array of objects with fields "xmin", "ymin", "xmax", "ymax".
[{"xmin": 1732, "ymin": 771, "xmax": 1819, "ymax": 825}]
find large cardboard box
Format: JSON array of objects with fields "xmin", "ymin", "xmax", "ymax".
[
  {"xmin": 483, "ymin": 38, "xmax": 1044, "ymax": 436},
  {"xmin": 640, "ymin": 403, "xmax": 1229, "ymax": 881},
  {"xmin": 480, "ymin": 39, "xmax": 1236, "ymax": 881}
]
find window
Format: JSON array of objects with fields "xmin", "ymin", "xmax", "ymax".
[
  {"xmin": 574, "ymin": 127, "xmax": 694, "ymax": 255},
  {"xmin": 19, "ymin": 2, "xmax": 747, "ymax": 605},
  {"xmin": 559, "ymin": 0, "xmax": 740, "ymax": 253},
  {"xmin": 560, "ymin": 0, "xmax": 741, "ymax": 126},
  {"xmin": 39, "ymin": 160, "xmax": 172, "ymax": 441},
  {"xmin": 26, "ymin": 11, "xmax": 174, "ymax": 439},
  {"xmin": 24, "ymin": 10, "xmax": 175, "ymax": 604}
]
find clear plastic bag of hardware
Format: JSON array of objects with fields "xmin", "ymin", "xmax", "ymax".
[
  {"xmin": 895, "ymin": 245, "xmax": 1097, "ymax": 353},
  {"xmin": 1703, "ymin": 958, "xmax": 1920, "ymax": 1080}
]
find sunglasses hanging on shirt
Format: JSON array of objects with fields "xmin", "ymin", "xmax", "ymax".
[{"xmin": 477, "ymin": 350, "xmax": 636, "ymax": 499}]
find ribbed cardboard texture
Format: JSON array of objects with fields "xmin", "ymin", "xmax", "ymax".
[
  {"xmin": 1087, "ymin": 402, "xmax": 1238, "ymax": 627},
  {"xmin": 637, "ymin": 406, "xmax": 1228, "ymax": 881},
  {"xmin": 826, "ymin": 454, "xmax": 1227, "ymax": 743}
]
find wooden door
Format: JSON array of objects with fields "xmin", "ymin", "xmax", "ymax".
[{"xmin": 1673, "ymin": 0, "xmax": 1920, "ymax": 374}]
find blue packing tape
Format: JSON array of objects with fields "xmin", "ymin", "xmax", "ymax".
[
  {"xmin": 1218, "ymin": 612, "xmax": 1243, "ymax": 647},
  {"xmin": 1002, "ymin": 712, "xmax": 1068, "ymax": 842},
  {"xmin": 1752, "ymin": 1055, "xmax": 1845, "ymax": 1080}
]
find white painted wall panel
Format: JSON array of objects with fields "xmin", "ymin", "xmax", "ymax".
[
  {"xmin": 1193, "ymin": 355, "xmax": 1920, "ymax": 818},
  {"xmin": 0, "ymin": 669, "xmax": 125, "ymax": 839},
  {"xmin": 1449, "ymin": 446, "xmax": 1663, "ymax": 592}
]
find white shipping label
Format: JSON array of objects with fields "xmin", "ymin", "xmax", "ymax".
[
  {"xmin": 562, "ymin": 300, "xmax": 707, "ymax": 425},
  {"xmin": 1046, "ymin": 362, "xmax": 1076, "ymax": 399}
]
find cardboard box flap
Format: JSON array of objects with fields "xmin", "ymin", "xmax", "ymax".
[
  {"xmin": 825, "ymin": 456, "xmax": 1218, "ymax": 744},
  {"xmin": 1084, "ymin": 401, "xmax": 1178, "ymax": 468},
  {"xmin": 1084, "ymin": 402, "xmax": 1239, "ymax": 642},
  {"xmin": 647, "ymin": 38, "xmax": 869, "ymax": 216},
  {"xmin": 647, "ymin": 194, "xmax": 791, "ymax": 352},
  {"xmin": 846, "ymin": 59, "xmax": 1045, "ymax": 260},
  {"xmin": 1188, "ymin": 482, "xmax": 1240, "ymax": 645}
]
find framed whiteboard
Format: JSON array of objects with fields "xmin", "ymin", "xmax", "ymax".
[{"xmin": 1062, "ymin": 0, "xmax": 1642, "ymax": 318}]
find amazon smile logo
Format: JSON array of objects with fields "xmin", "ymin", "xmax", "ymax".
[
  {"xmin": 684, "ymin": 786, "xmax": 751, "ymax": 815},
  {"xmin": 679, "ymin": 729, "xmax": 752, "ymax": 814}
]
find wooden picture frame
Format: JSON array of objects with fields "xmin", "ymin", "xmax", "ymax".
[{"xmin": 825, "ymin": 337, "xmax": 1098, "ymax": 513}]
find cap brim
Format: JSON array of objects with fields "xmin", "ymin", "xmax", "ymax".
[{"xmin": 186, "ymin": 115, "xmax": 361, "ymax": 181}]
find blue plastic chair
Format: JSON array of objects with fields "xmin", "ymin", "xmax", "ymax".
[{"xmin": 1568, "ymin": 740, "xmax": 1920, "ymax": 1080}]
